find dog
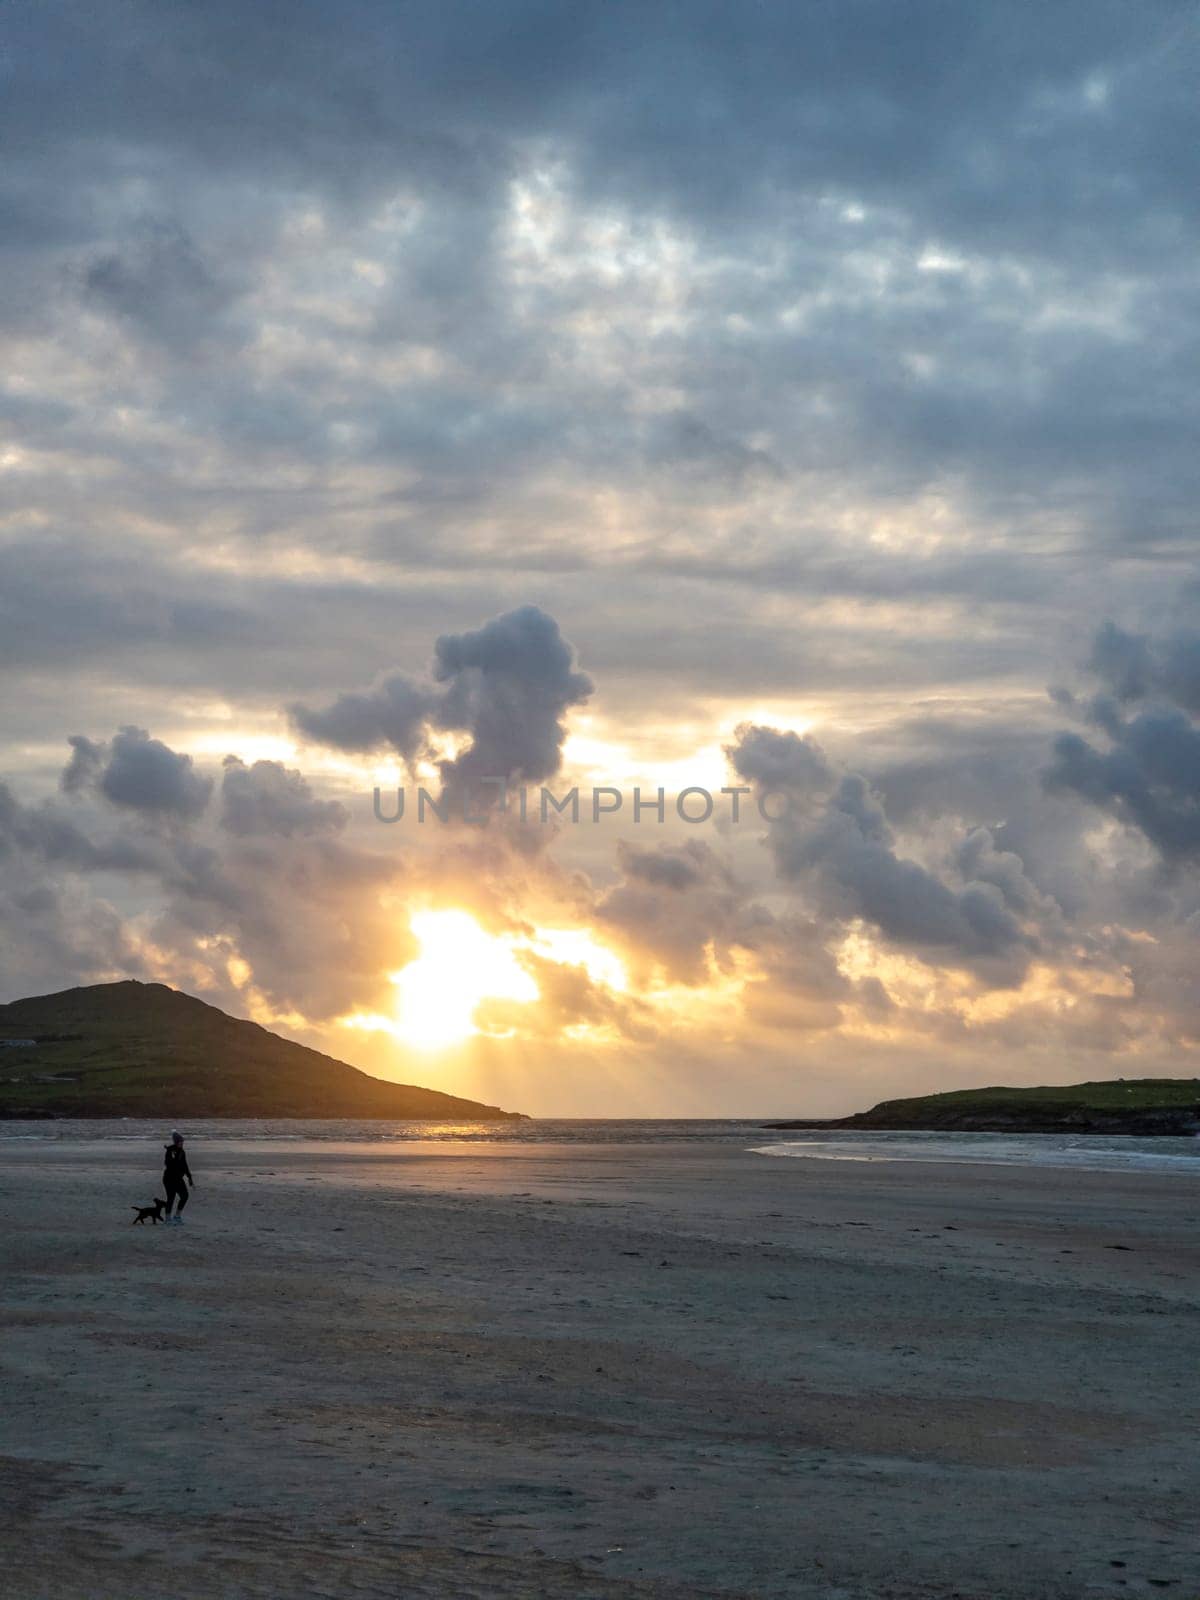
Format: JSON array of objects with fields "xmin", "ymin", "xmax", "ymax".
[{"xmin": 130, "ymin": 1198, "xmax": 167, "ymax": 1225}]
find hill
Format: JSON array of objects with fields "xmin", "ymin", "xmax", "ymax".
[
  {"xmin": 0, "ymin": 981, "xmax": 524, "ymax": 1120},
  {"xmin": 766, "ymin": 1078, "xmax": 1200, "ymax": 1136}
]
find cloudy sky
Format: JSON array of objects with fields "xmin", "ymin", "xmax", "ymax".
[{"xmin": 2, "ymin": 2, "xmax": 1198, "ymax": 1114}]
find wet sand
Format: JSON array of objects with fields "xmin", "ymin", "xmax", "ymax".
[{"xmin": 1, "ymin": 1137, "xmax": 1198, "ymax": 1598}]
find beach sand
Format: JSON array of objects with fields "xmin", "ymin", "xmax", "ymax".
[{"xmin": 1, "ymin": 1136, "xmax": 1197, "ymax": 1599}]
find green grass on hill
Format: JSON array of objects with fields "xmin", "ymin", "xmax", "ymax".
[
  {"xmin": 868, "ymin": 1079, "xmax": 1200, "ymax": 1115},
  {"xmin": 0, "ymin": 980, "xmax": 523, "ymax": 1120}
]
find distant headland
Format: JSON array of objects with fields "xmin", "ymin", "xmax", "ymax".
[
  {"xmin": 0, "ymin": 980, "xmax": 525, "ymax": 1121},
  {"xmin": 766, "ymin": 1079, "xmax": 1200, "ymax": 1137}
]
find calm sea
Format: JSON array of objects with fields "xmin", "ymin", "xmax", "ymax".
[
  {"xmin": 752, "ymin": 1130, "xmax": 1200, "ymax": 1174},
  {"xmin": 0, "ymin": 1118, "xmax": 1198, "ymax": 1173}
]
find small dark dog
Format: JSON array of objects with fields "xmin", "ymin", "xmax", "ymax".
[{"xmin": 130, "ymin": 1198, "xmax": 167, "ymax": 1225}]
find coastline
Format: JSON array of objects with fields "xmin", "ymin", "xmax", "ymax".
[{"xmin": 2, "ymin": 1135, "xmax": 1198, "ymax": 1598}]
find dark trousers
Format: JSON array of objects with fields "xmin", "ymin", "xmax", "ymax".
[{"xmin": 164, "ymin": 1177, "xmax": 188, "ymax": 1215}]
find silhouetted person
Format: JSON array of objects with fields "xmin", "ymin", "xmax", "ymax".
[{"xmin": 163, "ymin": 1129, "xmax": 194, "ymax": 1225}]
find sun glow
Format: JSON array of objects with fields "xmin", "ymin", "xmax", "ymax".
[
  {"xmin": 341, "ymin": 908, "xmax": 632, "ymax": 1053},
  {"xmin": 387, "ymin": 909, "xmax": 539, "ymax": 1050},
  {"xmin": 527, "ymin": 927, "xmax": 628, "ymax": 991}
]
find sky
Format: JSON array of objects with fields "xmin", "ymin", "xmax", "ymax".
[{"xmin": 1, "ymin": 1, "xmax": 1198, "ymax": 1115}]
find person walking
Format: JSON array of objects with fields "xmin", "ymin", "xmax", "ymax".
[{"xmin": 162, "ymin": 1129, "xmax": 195, "ymax": 1225}]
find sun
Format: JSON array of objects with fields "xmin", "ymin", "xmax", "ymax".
[
  {"xmin": 388, "ymin": 908, "xmax": 539, "ymax": 1050},
  {"xmin": 339, "ymin": 907, "xmax": 632, "ymax": 1053}
]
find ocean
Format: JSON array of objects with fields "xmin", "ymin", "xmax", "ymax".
[
  {"xmin": 1, "ymin": 1117, "xmax": 1198, "ymax": 1173},
  {"xmin": 752, "ymin": 1129, "xmax": 1200, "ymax": 1174}
]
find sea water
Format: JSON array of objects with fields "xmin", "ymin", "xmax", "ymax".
[
  {"xmin": 0, "ymin": 1117, "xmax": 1197, "ymax": 1173},
  {"xmin": 751, "ymin": 1128, "xmax": 1200, "ymax": 1174}
]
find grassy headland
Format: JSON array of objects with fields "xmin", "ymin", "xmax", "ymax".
[
  {"xmin": 0, "ymin": 981, "xmax": 523, "ymax": 1120},
  {"xmin": 767, "ymin": 1078, "xmax": 1200, "ymax": 1135}
]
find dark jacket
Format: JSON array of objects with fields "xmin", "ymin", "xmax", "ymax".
[{"xmin": 163, "ymin": 1143, "xmax": 192, "ymax": 1184}]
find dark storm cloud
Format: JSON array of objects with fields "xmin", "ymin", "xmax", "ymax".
[
  {"xmin": 726, "ymin": 726, "xmax": 833, "ymax": 801},
  {"xmin": 81, "ymin": 222, "xmax": 239, "ymax": 350},
  {"xmin": 728, "ymin": 725, "xmax": 1039, "ymax": 972},
  {"xmin": 1, "ymin": 775, "xmax": 197, "ymax": 884},
  {"xmin": 1046, "ymin": 710, "xmax": 1200, "ymax": 864},
  {"xmin": 290, "ymin": 676, "xmax": 439, "ymax": 762},
  {"xmin": 619, "ymin": 839, "xmax": 715, "ymax": 892},
  {"xmin": 1088, "ymin": 621, "xmax": 1200, "ymax": 714},
  {"xmin": 804, "ymin": 778, "xmax": 1030, "ymax": 963},
  {"xmin": 0, "ymin": 540, "xmax": 260, "ymax": 674},
  {"xmin": 1044, "ymin": 621, "xmax": 1200, "ymax": 864},
  {"xmin": 220, "ymin": 758, "xmax": 348, "ymax": 837},
  {"xmin": 864, "ymin": 717, "xmax": 1048, "ymax": 827},
  {"xmin": 62, "ymin": 727, "xmax": 213, "ymax": 819},
  {"xmin": 292, "ymin": 605, "xmax": 592, "ymax": 793},
  {"xmin": 839, "ymin": 709, "xmax": 1109, "ymax": 927},
  {"xmin": 7, "ymin": 2, "xmax": 1194, "ymax": 251},
  {"xmin": 955, "ymin": 828, "xmax": 1042, "ymax": 918},
  {"xmin": 432, "ymin": 605, "xmax": 593, "ymax": 793},
  {"xmin": 1, "ymin": 779, "xmax": 97, "ymax": 869}
]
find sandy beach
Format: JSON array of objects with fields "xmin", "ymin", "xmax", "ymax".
[{"xmin": 1, "ymin": 1134, "xmax": 1198, "ymax": 1599}]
